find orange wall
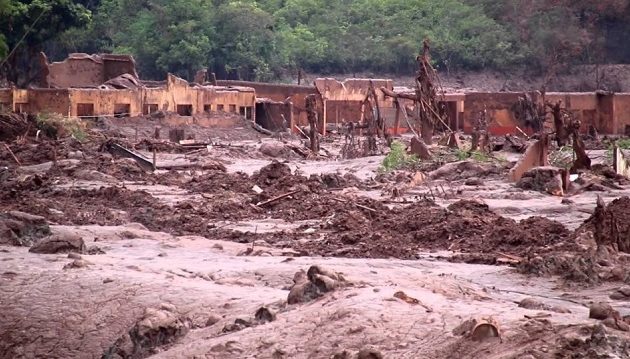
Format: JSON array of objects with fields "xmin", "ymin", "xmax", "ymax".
[{"xmin": 613, "ymin": 94, "xmax": 630, "ymax": 135}]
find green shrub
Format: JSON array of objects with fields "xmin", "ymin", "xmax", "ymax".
[
  {"xmin": 379, "ymin": 140, "xmax": 418, "ymax": 172},
  {"xmin": 36, "ymin": 113, "xmax": 87, "ymax": 141}
]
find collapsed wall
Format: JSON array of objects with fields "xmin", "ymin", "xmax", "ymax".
[{"xmin": 3, "ymin": 53, "xmax": 630, "ymax": 135}]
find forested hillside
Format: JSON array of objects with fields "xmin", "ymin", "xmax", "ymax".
[{"xmin": 2, "ymin": 0, "xmax": 630, "ymax": 84}]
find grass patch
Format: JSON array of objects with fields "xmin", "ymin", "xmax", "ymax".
[
  {"xmin": 379, "ymin": 140, "xmax": 418, "ymax": 172},
  {"xmin": 453, "ymin": 148, "xmax": 503, "ymax": 163}
]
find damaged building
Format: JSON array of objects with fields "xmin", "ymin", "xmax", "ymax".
[
  {"xmin": 1, "ymin": 53, "xmax": 256, "ymax": 128},
  {"xmin": 3, "ymin": 53, "xmax": 630, "ymax": 137}
]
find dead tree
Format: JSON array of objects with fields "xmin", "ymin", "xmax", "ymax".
[
  {"xmin": 380, "ymin": 39, "xmax": 447, "ymax": 144},
  {"xmin": 511, "ymin": 92, "xmax": 546, "ymax": 133},
  {"xmin": 549, "ymin": 101, "xmax": 569, "ymax": 147},
  {"xmin": 358, "ymin": 81, "xmax": 381, "ymax": 155},
  {"xmin": 470, "ymin": 106, "xmax": 490, "ymax": 153},
  {"xmin": 415, "ymin": 39, "xmax": 446, "ymax": 144},
  {"xmin": 569, "ymin": 117, "xmax": 591, "ymax": 171},
  {"xmin": 305, "ymin": 94, "xmax": 319, "ymax": 153},
  {"xmin": 547, "ymin": 101, "xmax": 591, "ymax": 171}
]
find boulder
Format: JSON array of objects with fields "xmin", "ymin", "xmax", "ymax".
[
  {"xmin": 29, "ymin": 232, "xmax": 86, "ymax": 254},
  {"xmin": 589, "ymin": 302, "xmax": 617, "ymax": 320},
  {"xmin": 259, "ymin": 143, "xmax": 290, "ymax": 158},
  {"xmin": 610, "ymin": 287, "xmax": 630, "ymax": 300}
]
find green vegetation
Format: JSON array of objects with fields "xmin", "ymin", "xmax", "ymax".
[
  {"xmin": 379, "ymin": 140, "xmax": 418, "ymax": 172},
  {"xmin": 605, "ymin": 138, "xmax": 630, "ymax": 160},
  {"xmin": 3, "ymin": 1, "xmax": 630, "ymax": 84},
  {"xmin": 36, "ymin": 112, "xmax": 87, "ymax": 141},
  {"xmin": 614, "ymin": 139, "xmax": 630, "ymax": 150},
  {"xmin": 453, "ymin": 148, "xmax": 504, "ymax": 163},
  {"xmin": 0, "ymin": 0, "xmax": 91, "ymax": 85}
]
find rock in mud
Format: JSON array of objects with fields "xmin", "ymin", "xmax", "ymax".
[
  {"xmin": 205, "ymin": 313, "xmax": 222, "ymax": 327},
  {"xmin": 88, "ymin": 245, "xmax": 106, "ymax": 255},
  {"xmin": 259, "ymin": 143, "xmax": 291, "ymax": 158},
  {"xmin": 602, "ymin": 317, "xmax": 630, "ymax": 332},
  {"xmin": 0, "ymin": 211, "xmax": 50, "ymax": 246},
  {"xmin": 104, "ymin": 304, "xmax": 190, "ymax": 359},
  {"xmin": 29, "ymin": 232, "xmax": 86, "ymax": 254},
  {"xmin": 589, "ymin": 303, "xmax": 617, "ymax": 320},
  {"xmin": 254, "ymin": 306, "xmax": 276, "ymax": 323},
  {"xmin": 222, "ymin": 318, "xmax": 252, "ymax": 333},
  {"xmin": 288, "ymin": 266, "xmax": 347, "ymax": 304},
  {"xmin": 518, "ymin": 297, "xmax": 571, "ymax": 313},
  {"xmin": 63, "ymin": 259, "xmax": 92, "ymax": 269},
  {"xmin": 464, "ymin": 177, "xmax": 484, "ymax": 186},
  {"xmin": 516, "ymin": 166, "xmax": 565, "ymax": 196},
  {"xmin": 357, "ymin": 349, "xmax": 384, "ymax": 359},
  {"xmin": 610, "ymin": 287, "xmax": 630, "ymax": 300},
  {"xmin": 321, "ymin": 173, "xmax": 347, "ymax": 188}
]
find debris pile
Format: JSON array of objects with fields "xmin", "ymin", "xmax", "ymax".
[
  {"xmin": 0, "ymin": 211, "xmax": 50, "ymax": 246},
  {"xmin": 104, "ymin": 304, "xmax": 191, "ymax": 359},
  {"xmin": 288, "ymin": 265, "xmax": 347, "ymax": 304},
  {"xmin": 298, "ymin": 200, "xmax": 573, "ymax": 261}
]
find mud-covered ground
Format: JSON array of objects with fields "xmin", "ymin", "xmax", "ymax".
[{"xmin": 2, "ymin": 116, "xmax": 630, "ymax": 358}]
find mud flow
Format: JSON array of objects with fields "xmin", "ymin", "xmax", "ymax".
[{"xmin": 2, "ymin": 111, "xmax": 630, "ymax": 359}]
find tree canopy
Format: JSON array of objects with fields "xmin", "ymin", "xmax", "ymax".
[{"xmin": 2, "ymin": 0, "xmax": 630, "ymax": 83}]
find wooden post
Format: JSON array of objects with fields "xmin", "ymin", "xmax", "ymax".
[
  {"xmin": 393, "ymin": 100, "xmax": 401, "ymax": 136},
  {"xmin": 288, "ymin": 101, "xmax": 294, "ymax": 134},
  {"xmin": 321, "ymin": 98, "xmax": 327, "ymax": 136},
  {"xmin": 306, "ymin": 94, "xmax": 319, "ymax": 153}
]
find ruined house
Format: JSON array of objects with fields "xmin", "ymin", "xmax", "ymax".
[
  {"xmin": 3, "ymin": 53, "xmax": 630, "ymax": 136},
  {"xmin": 1, "ymin": 53, "xmax": 256, "ymax": 128}
]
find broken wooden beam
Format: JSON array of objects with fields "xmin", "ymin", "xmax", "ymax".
[
  {"xmin": 105, "ymin": 142, "xmax": 155, "ymax": 172},
  {"xmin": 3, "ymin": 143, "xmax": 21, "ymax": 166},
  {"xmin": 255, "ymin": 189, "xmax": 301, "ymax": 207},
  {"xmin": 251, "ymin": 121, "xmax": 273, "ymax": 136},
  {"xmin": 331, "ymin": 197, "xmax": 377, "ymax": 212}
]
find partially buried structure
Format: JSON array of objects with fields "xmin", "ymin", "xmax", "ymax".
[
  {"xmin": 1, "ymin": 53, "xmax": 256, "ymax": 128},
  {"xmin": 3, "ymin": 52, "xmax": 630, "ymax": 137}
]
